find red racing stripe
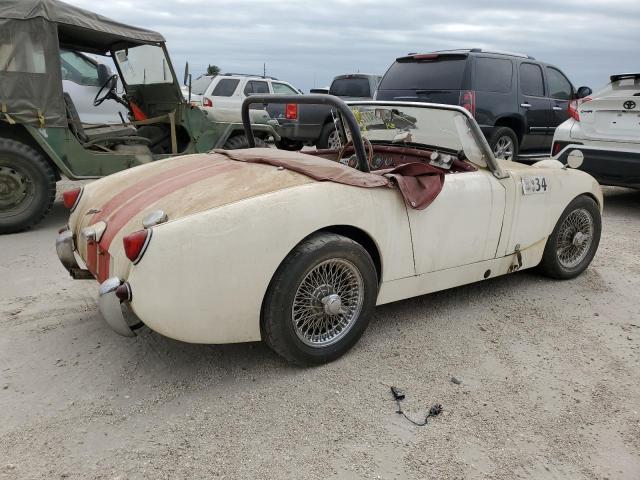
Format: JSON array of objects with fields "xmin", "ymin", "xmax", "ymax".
[{"xmin": 99, "ymin": 161, "xmax": 242, "ymax": 251}]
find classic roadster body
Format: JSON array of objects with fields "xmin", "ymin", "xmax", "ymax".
[{"xmin": 57, "ymin": 96, "xmax": 602, "ymax": 364}]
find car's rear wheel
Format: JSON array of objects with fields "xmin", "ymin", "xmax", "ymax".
[
  {"xmin": 0, "ymin": 139, "xmax": 56, "ymax": 234},
  {"xmin": 317, "ymin": 123, "xmax": 341, "ymax": 150},
  {"xmin": 222, "ymin": 135, "xmax": 268, "ymax": 149},
  {"xmin": 489, "ymin": 127, "xmax": 518, "ymax": 161},
  {"xmin": 538, "ymin": 195, "xmax": 601, "ymax": 279},
  {"xmin": 262, "ymin": 232, "xmax": 378, "ymax": 365}
]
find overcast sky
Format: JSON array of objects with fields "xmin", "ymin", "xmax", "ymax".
[{"xmin": 67, "ymin": 0, "xmax": 640, "ymax": 92}]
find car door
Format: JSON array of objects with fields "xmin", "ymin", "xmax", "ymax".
[
  {"xmin": 518, "ymin": 62, "xmax": 552, "ymax": 151},
  {"xmin": 545, "ymin": 66, "xmax": 574, "ymax": 138},
  {"xmin": 408, "ymin": 170, "xmax": 506, "ymax": 274}
]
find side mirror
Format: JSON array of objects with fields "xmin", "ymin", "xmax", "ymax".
[
  {"xmin": 576, "ymin": 86, "xmax": 592, "ymax": 99},
  {"xmin": 97, "ymin": 64, "xmax": 112, "ymax": 85},
  {"xmin": 566, "ymin": 149, "xmax": 584, "ymax": 169}
]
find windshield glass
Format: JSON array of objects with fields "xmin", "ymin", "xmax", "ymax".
[
  {"xmin": 191, "ymin": 75, "xmax": 213, "ymax": 95},
  {"xmin": 114, "ymin": 45, "xmax": 173, "ymax": 85}
]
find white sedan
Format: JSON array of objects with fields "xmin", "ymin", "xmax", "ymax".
[
  {"xmin": 552, "ymin": 73, "xmax": 640, "ymax": 188},
  {"xmin": 56, "ymin": 96, "xmax": 603, "ymax": 365}
]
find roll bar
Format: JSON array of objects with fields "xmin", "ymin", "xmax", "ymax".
[{"xmin": 241, "ymin": 94, "xmax": 370, "ymax": 173}]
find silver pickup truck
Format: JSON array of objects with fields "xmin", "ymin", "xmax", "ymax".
[{"xmin": 268, "ymin": 73, "xmax": 381, "ymax": 150}]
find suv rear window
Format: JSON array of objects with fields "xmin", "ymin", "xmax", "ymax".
[
  {"xmin": 330, "ymin": 78, "xmax": 371, "ymax": 97},
  {"xmin": 475, "ymin": 57, "xmax": 513, "ymax": 93},
  {"xmin": 380, "ymin": 57, "xmax": 467, "ymax": 90},
  {"xmin": 211, "ymin": 78, "xmax": 239, "ymax": 97}
]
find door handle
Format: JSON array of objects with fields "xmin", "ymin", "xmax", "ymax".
[
  {"xmin": 552, "ymin": 106, "xmax": 563, "ymax": 111},
  {"xmin": 520, "ymin": 103, "xmax": 531, "ymax": 108}
]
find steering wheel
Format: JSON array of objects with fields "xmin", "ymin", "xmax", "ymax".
[
  {"xmin": 337, "ymin": 137, "xmax": 374, "ymax": 170},
  {"xmin": 93, "ymin": 74, "xmax": 119, "ymax": 107}
]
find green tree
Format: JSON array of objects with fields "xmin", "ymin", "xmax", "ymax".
[{"xmin": 206, "ymin": 64, "xmax": 220, "ymax": 76}]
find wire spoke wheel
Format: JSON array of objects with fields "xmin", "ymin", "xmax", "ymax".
[
  {"xmin": 555, "ymin": 208, "xmax": 594, "ymax": 269},
  {"xmin": 493, "ymin": 136, "xmax": 514, "ymax": 160},
  {"xmin": 292, "ymin": 258, "xmax": 364, "ymax": 348}
]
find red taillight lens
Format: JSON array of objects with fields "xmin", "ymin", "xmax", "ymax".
[
  {"xmin": 285, "ymin": 103, "xmax": 298, "ymax": 120},
  {"xmin": 459, "ymin": 90, "xmax": 476, "ymax": 117},
  {"xmin": 123, "ymin": 229, "xmax": 152, "ymax": 264},
  {"xmin": 62, "ymin": 187, "xmax": 82, "ymax": 211},
  {"xmin": 552, "ymin": 142, "xmax": 562, "ymax": 156},
  {"xmin": 202, "ymin": 97, "xmax": 213, "ymax": 107},
  {"xmin": 568, "ymin": 96, "xmax": 591, "ymax": 122},
  {"xmin": 413, "ymin": 54, "xmax": 438, "ymax": 60}
]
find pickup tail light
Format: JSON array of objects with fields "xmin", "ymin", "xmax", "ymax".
[
  {"xmin": 459, "ymin": 90, "xmax": 476, "ymax": 117},
  {"xmin": 202, "ymin": 97, "xmax": 213, "ymax": 107},
  {"xmin": 568, "ymin": 96, "xmax": 591, "ymax": 122},
  {"xmin": 62, "ymin": 187, "xmax": 82, "ymax": 211},
  {"xmin": 285, "ymin": 103, "xmax": 298, "ymax": 120},
  {"xmin": 123, "ymin": 229, "xmax": 152, "ymax": 264}
]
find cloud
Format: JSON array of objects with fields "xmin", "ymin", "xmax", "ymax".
[{"xmin": 66, "ymin": 0, "xmax": 640, "ymax": 91}]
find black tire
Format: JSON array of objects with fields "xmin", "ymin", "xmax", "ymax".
[
  {"xmin": 317, "ymin": 122, "xmax": 339, "ymax": 150},
  {"xmin": 275, "ymin": 138, "xmax": 304, "ymax": 151},
  {"xmin": 262, "ymin": 232, "xmax": 378, "ymax": 365},
  {"xmin": 0, "ymin": 139, "xmax": 56, "ymax": 234},
  {"xmin": 222, "ymin": 135, "xmax": 267, "ymax": 150},
  {"xmin": 488, "ymin": 127, "xmax": 518, "ymax": 161},
  {"xmin": 538, "ymin": 195, "xmax": 601, "ymax": 280}
]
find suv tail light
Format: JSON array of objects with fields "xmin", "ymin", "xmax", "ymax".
[
  {"xmin": 123, "ymin": 229, "xmax": 152, "ymax": 264},
  {"xmin": 62, "ymin": 187, "xmax": 82, "ymax": 211},
  {"xmin": 459, "ymin": 90, "xmax": 476, "ymax": 117},
  {"xmin": 568, "ymin": 96, "xmax": 591, "ymax": 122},
  {"xmin": 202, "ymin": 97, "xmax": 213, "ymax": 107},
  {"xmin": 285, "ymin": 103, "xmax": 298, "ymax": 120}
]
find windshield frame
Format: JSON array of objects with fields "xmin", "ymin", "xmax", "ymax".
[
  {"xmin": 110, "ymin": 42, "xmax": 178, "ymax": 89},
  {"xmin": 346, "ymin": 100, "xmax": 506, "ymax": 177}
]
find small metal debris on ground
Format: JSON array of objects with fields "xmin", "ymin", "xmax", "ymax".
[
  {"xmin": 450, "ymin": 376, "xmax": 462, "ymax": 385},
  {"xmin": 390, "ymin": 386, "xmax": 442, "ymax": 427}
]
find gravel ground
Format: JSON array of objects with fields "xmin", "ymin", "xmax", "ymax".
[{"xmin": 1, "ymin": 184, "xmax": 639, "ymax": 480}]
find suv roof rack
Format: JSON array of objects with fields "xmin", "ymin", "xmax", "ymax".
[
  {"xmin": 429, "ymin": 48, "xmax": 535, "ymax": 60},
  {"xmin": 221, "ymin": 72, "xmax": 279, "ymax": 80},
  {"xmin": 610, "ymin": 73, "xmax": 640, "ymax": 82}
]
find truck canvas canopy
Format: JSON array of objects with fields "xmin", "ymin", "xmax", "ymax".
[{"xmin": 0, "ymin": 0, "xmax": 165, "ymax": 127}]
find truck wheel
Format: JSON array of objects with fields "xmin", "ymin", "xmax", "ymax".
[
  {"xmin": 538, "ymin": 195, "xmax": 601, "ymax": 280},
  {"xmin": 222, "ymin": 135, "xmax": 267, "ymax": 149},
  {"xmin": 0, "ymin": 139, "xmax": 56, "ymax": 234},
  {"xmin": 262, "ymin": 232, "xmax": 378, "ymax": 365},
  {"xmin": 489, "ymin": 127, "xmax": 518, "ymax": 160},
  {"xmin": 317, "ymin": 123, "xmax": 341, "ymax": 150}
]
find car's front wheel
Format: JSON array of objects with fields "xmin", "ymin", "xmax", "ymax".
[
  {"xmin": 262, "ymin": 232, "xmax": 378, "ymax": 365},
  {"xmin": 538, "ymin": 195, "xmax": 601, "ymax": 279}
]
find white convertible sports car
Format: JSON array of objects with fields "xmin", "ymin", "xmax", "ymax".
[{"xmin": 56, "ymin": 95, "xmax": 603, "ymax": 365}]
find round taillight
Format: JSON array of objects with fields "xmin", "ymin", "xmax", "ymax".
[
  {"xmin": 123, "ymin": 229, "xmax": 152, "ymax": 264},
  {"xmin": 62, "ymin": 187, "xmax": 82, "ymax": 211}
]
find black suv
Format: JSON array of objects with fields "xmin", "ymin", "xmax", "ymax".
[{"xmin": 375, "ymin": 49, "xmax": 592, "ymax": 160}]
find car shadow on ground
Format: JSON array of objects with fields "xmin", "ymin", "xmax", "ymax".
[{"xmin": 601, "ymin": 186, "xmax": 640, "ymax": 218}]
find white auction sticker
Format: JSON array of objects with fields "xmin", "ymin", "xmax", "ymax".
[{"xmin": 522, "ymin": 176, "xmax": 548, "ymax": 195}]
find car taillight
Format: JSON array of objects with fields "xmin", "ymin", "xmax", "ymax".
[
  {"xmin": 203, "ymin": 97, "xmax": 213, "ymax": 107},
  {"xmin": 552, "ymin": 142, "xmax": 562, "ymax": 156},
  {"xmin": 285, "ymin": 103, "xmax": 298, "ymax": 120},
  {"xmin": 459, "ymin": 90, "xmax": 476, "ymax": 117},
  {"xmin": 123, "ymin": 229, "xmax": 152, "ymax": 264},
  {"xmin": 62, "ymin": 187, "xmax": 82, "ymax": 211},
  {"xmin": 568, "ymin": 96, "xmax": 591, "ymax": 122}
]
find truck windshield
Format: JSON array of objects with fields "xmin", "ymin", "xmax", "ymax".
[{"xmin": 114, "ymin": 44, "xmax": 173, "ymax": 85}]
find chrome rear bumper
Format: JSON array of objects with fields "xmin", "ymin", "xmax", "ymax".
[
  {"xmin": 56, "ymin": 227, "xmax": 94, "ymax": 279},
  {"xmin": 98, "ymin": 277, "xmax": 142, "ymax": 337}
]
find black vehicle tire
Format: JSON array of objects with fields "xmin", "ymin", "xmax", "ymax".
[
  {"xmin": 317, "ymin": 122, "xmax": 340, "ymax": 150},
  {"xmin": 275, "ymin": 138, "xmax": 304, "ymax": 151},
  {"xmin": 489, "ymin": 127, "xmax": 518, "ymax": 161},
  {"xmin": 538, "ymin": 195, "xmax": 601, "ymax": 280},
  {"xmin": 222, "ymin": 134, "xmax": 267, "ymax": 150},
  {"xmin": 0, "ymin": 139, "xmax": 56, "ymax": 234},
  {"xmin": 262, "ymin": 232, "xmax": 378, "ymax": 365}
]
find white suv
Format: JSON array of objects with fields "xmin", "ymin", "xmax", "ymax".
[
  {"xmin": 552, "ymin": 73, "xmax": 640, "ymax": 188},
  {"xmin": 188, "ymin": 73, "xmax": 301, "ymax": 110}
]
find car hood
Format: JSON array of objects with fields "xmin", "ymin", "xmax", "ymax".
[{"xmin": 69, "ymin": 152, "xmax": 315, "ymax": 281}]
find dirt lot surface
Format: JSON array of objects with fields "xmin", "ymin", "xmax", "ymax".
[{"xmin": 1, "ymin": 184, "xmax": 639, "ymax": 480}]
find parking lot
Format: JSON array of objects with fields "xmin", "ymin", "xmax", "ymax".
[{"xmin": 0, "ymin": 184, "xmax": 637, "ymax": 479}]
